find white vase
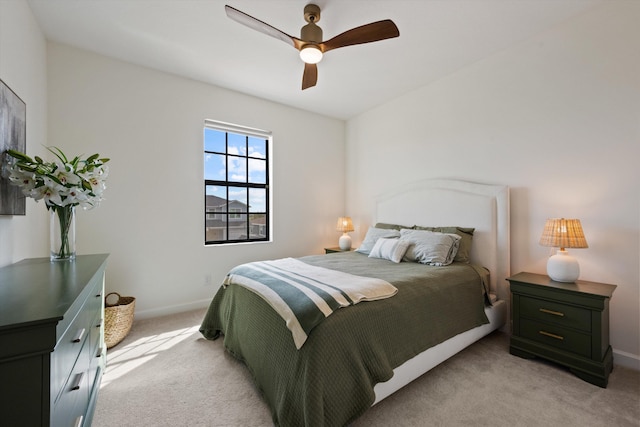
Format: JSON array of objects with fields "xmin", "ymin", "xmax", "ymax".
[
  {"xmin": 50, "ymin": 205, "xmax": 76, "ymax": 261},
  {"xmin": 547, "ymin": 249, "xmax": 579, "ymax": 282}
]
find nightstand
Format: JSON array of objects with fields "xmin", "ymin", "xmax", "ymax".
[
  {"xmin": 508, "ymin": 272, "xmax": 616, "ymax": 387},
  {"xmin": 324, "ymin": 247, "xmax": 354, "ymax": 254}
]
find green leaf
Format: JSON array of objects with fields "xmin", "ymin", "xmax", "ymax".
[
  {"xmin": 47, "ymin": 146, "xmax": 68, "ymax": 164},
  {"xmin": 7, "ymin": 149, "xmax": 32, "ymax": 162},
  {"xmin": 19, "ymin": 164, "xmax": 37, "ymax": 172},
  {"xmin": 48, "ymin": 174, "xmax": 63, "ymax": 186}
]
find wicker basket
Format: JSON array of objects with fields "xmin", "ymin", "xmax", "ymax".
[{"xmin": 104, "ymin": 292, "xmax": 135, "ymax": 349}]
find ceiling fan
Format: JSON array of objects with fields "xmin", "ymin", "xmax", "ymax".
[{"xmin": 225, "ymin": 4, "xmax": 400, "ymax": 90}]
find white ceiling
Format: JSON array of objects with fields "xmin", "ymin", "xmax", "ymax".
[{"xmin": 27, "ymin": 0, "xmax": 603, "ymax": 120}]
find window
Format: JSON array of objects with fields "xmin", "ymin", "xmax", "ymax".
[{"xmin": 204, "ymin": 120, "xmax": 271, "ymax": 244}]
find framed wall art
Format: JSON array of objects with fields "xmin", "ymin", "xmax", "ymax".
[{"xmin": 0, "ymin": 78, "xmax": 26, "ymax": 215}]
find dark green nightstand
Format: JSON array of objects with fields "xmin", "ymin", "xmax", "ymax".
[
  {"xmin": 324, "ymin": 247, "xmax": 354, "ymax": 254},
  {"xmin": 508, "ymin": 272, "xmax": 616, "ymax": 387}
]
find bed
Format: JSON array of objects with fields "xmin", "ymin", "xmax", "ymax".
[{"xmin": 200, "ymin": 179, "xmax": 510, "ymax": 426}]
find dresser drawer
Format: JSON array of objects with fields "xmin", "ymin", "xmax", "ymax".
[
  {"xmin": 51, "ymin": 307, "xmax": 92, "ymax": 403},
  {"xmin": 52, "ymin": 277, "xmax": 104, "ymax": 403},
  {"xmin": 519, "ymin": 295, "xmax": 591, "ymax": 332},
  {"xmin": 520, "ymin": 317, "xmax": 591, "ymax": 358},
  {"xmin": 52, "ymin": 338, "xmax": 91, "ymax": 427},
  {"xmin": 86, "ymin": 279, "xmax": 104, "ymax": 315},
  {"xmin": 88, "ymin": 313, "xmax": 106, "ymax": 387},
  {"xmin": 89, "ymin": 310, "xmax": 104, "ymax": 363}
]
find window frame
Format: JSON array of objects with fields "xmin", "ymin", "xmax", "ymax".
[{"xmin": 204, "ymin": 120, "xmax": 272, "ymax": 245}]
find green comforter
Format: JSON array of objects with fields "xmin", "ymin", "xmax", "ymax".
[{"xmin": 200, "ymin": 251, "xmax": 489, "ymax": 426}]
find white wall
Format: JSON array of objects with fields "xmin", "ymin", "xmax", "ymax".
[
  {"xmin": 0, "ymin": 0, "xmax": 49, "ymax": 267},
  {"xmin": 4, "ymin": 0, "xmax": 637, "ymax": 369},
  {"xmin": 346, "ymin": 2, "xmax": 640, "ymax": 368},
  {"xmin": 46, "ymin": 43, "xmax": 345, "ymax": 317}
]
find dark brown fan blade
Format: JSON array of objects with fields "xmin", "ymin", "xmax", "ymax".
[
  {"xmin": 225, "ymin": 5, "xmax": 304, "ymax": 50},
  {"xmin": 302, "ymin": 63, "xmax": 318, "ymax": 90},
  {"xmin": 321, "ymin": 20, "xmax": 399, "ymax": 53}
]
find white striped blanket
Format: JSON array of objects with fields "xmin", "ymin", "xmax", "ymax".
[{"xmin": 223, "ymin": 258, "xmax": 398, "ymax": 349}]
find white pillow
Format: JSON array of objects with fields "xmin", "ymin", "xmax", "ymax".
[
  {"xmin": 368, "ymin": 238, "xmax": 410, "ymax": 263},
  {"xmin": 356, "ymin": 227, "xmax": 401, "ymax": 255},
  {"xmin": 399, "ymin": 229, "xmax": 462, "ymax": 266}
]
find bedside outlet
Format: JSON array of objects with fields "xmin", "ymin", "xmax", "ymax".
[{"xmin": 204, "ymin": 274, "xmax": 212, "ymax": 286}]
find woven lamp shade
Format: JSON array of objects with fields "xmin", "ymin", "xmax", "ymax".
[
  {"xmin": 539, "ymin": 218, "xmax": 588, "ymax": 250},
  {"xmin": 336, "ymin": 217, "xmax": 354, "ymax": 233}
]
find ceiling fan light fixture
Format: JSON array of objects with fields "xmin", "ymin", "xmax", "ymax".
[
  {"xmin": 225, "ymin": 4, "xmax": 399, "ymax": 89},
  {"xmin": 299, "ymin": 45, "xmax": 323, "ymax": 64}
]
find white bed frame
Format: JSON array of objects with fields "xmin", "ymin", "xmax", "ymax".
[{"xmin": 372, "ymin": 178, "xmax": 510, "ymax": 404}]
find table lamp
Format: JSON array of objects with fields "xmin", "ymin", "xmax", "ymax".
[
  {"xmin": 539, "ymin": 218, "xmax": 588, "ymax": 282},
  {"xmin": 336, "ymin": 216, "xmax": 354, "ymax": 251}
]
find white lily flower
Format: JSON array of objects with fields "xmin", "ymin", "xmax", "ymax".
[
  {"xmin": 61, "ymin": 186, "xmax": 90, "ymax": 206},
  {"xmin": 32, "ymin": 177, "xmax": 65, "ymax": 207},
  {"xmin": 54, "ymin": 162, "xmax": 82, "ymax": 186},
  {"xmin": 82, "ymin": 165, "xmax": 109, "ymax": 196},
  {"xmin": 8, "ymin": 166, "xmax": 37, "ymax": 194},
  {"xmin": 5, "ymin": 147, "xmax": 109, "ymax": 211},
  {"xmin": 81, "ymin": 194, "xmax": 103, "ymax": 210}
]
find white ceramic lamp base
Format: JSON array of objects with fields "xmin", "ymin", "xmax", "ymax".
[
  {"xmin": 338, "ymin": 234, "xmax": 352, "ymax": 251},
  {"xmin": 547, "ymin": 249, "xmax": 580, "ymax": 282}
]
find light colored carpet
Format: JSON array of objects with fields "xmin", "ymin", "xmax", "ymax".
[{"xmin": 94, "ymin": 308, "xmax": 640, "ymax": 427}]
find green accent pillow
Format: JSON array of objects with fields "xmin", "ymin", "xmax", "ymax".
[
  {"xmin": 374, "ymin": 222, "xmax": 410, "ymax": 230},
  {"xmin": 412, "ymin": 226, "xmax": 474, "ymax": 263}
]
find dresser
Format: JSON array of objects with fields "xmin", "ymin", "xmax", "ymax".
[
  {"xmin": 0, "ymin": 254, "xmax": 109, "ymax": 426},
  {"xmin": 508, "ymin": 272, "xmax": 616, "ymax": 387}
]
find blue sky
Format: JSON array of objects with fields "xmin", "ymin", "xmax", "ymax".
[{"xmin": 204, "ymin": 128, "xmax": 267, "ymax": 212}]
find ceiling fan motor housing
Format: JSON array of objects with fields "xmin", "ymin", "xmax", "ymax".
[
  {"xmin": 301, "ymin": 4, "xmax": 322, "ymax": 44},
  {"xmin": 303, "ymin": 4, "xmax": 321, "ymax": 24},
  {"xmin": 301, "ymin": 22, "xmax": 323, "ymax": 43}
]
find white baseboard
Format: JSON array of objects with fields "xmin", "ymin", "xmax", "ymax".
[
  {"xmin": 613, "ymin": 348, "xmax": 640, "ymax": 371},
  {"xmin": 133, "ymin": 298, "xmax": 211, "ymax": 320}
]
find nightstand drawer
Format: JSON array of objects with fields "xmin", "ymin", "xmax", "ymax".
[
  {"xmin": 520, "ymin": 296, "xmax": 591, "ymax": 332},
  {"xmin": 520, "ymin": 318, "xmax": 591, "ymax": 358}
]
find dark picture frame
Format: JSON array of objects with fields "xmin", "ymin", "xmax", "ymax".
[{"xmin": 0, "ymin": 78, "xmax": 26, "ymax": 215}]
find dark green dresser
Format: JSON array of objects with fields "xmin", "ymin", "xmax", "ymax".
[
  {"xmin": 0, "ymin": 254, "xmax": 108, "ymax": 426},
  {"xmin": 508, "ymin": 272, "xmax": 616, "ymax": 387}
]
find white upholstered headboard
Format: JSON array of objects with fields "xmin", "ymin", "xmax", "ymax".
[{"xmin": 375, "ymin": 179, "xmax": 510, "ymax": 301}]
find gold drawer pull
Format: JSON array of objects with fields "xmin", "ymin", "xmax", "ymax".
[
  {"xmin": 539, "ymin": 330, "xmax": 564, "ymax": 340},
  {"xmin": 73, "ymin": 415, "xmax": 84, "ymax": 427},
  {"xmin": 539, "ymin": 308, "xmax": 564, "ymax": 317}
]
